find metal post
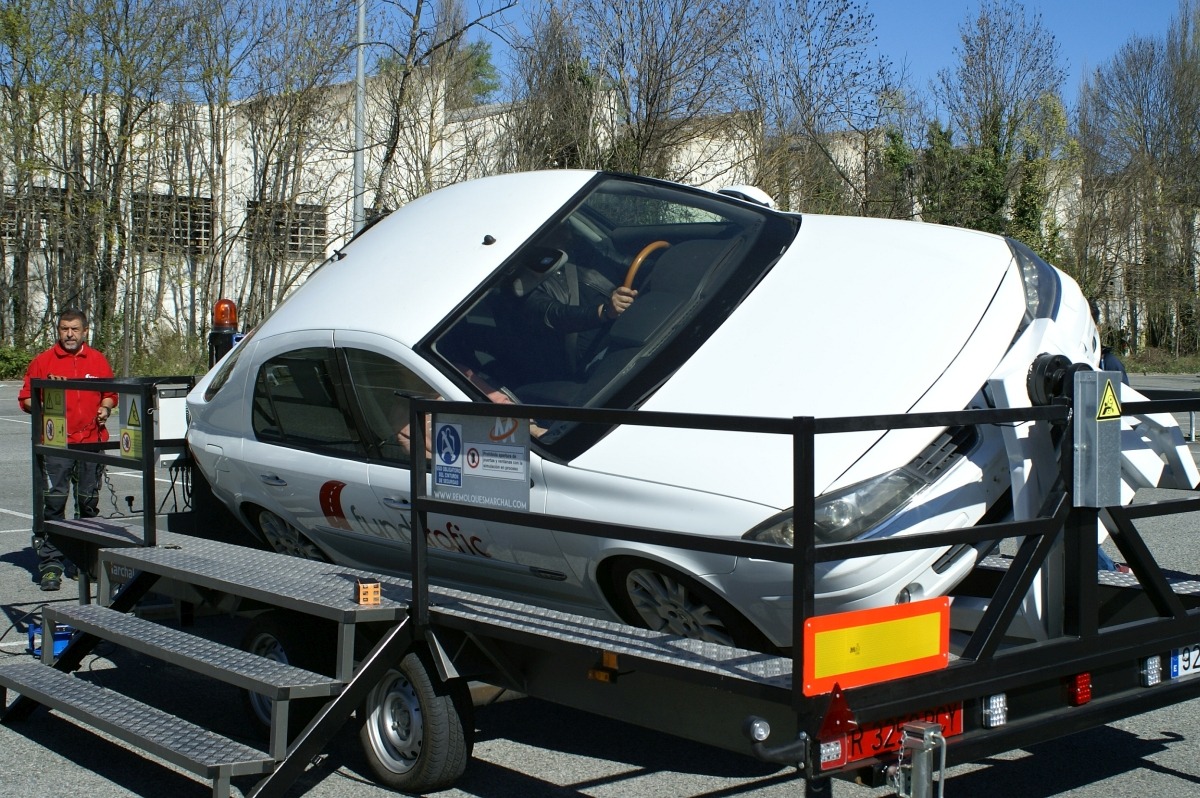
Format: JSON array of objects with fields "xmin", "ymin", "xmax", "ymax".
[
  {"xmin": 895, "ymin": 721, "xmax": 945, "ymax": 798},
  {"xmin": 141, "ymin": 383, "xmax": 158, "ymax": 547},
  {"xmin": 409, "ymin": 402, "xmax": 429, "ymax": 629},
  {"xmin": 793, "ymin": 415, "xmax": 816, "ymax": 713},
  {"xmin": 352, "ymin": 0, "xmax": 366, "ymax": 233},
  {"xmin": 30, "ymin": 388, "xmax": 43, "ymax": 539},
  {"xmin": 803, "ymin": 776, "xmax": 833, "ymax": 797}
]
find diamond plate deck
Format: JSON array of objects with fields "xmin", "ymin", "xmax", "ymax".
[
  {"xmin": 101, "ymin": 533, "xmax": 795, "ymax": 690},
  {"xmin": 429, "ymin": 585, "xmax": 794, "ymax": 689},
  {"xmin": 980, "ymin": 554, "xmax": 1200, "ymax": 595},
  {"xmin": 45, "ymin": 516, "xmax": 146, "ymax": 547},
  {"xmin": 103, "ymin": 531, "xmax": 414, "ymax": 623},
  {"xmin": 0, "ymin": 661, "xmax": 274, "ymax": 777},
  {"xmin": 46, "ymin": 603, "xmax": 342, "ymax": 699}
]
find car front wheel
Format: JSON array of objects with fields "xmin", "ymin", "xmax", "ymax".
[{"xmin": 608, "ymin": 558, "xmax": 771, "ymax": 651}]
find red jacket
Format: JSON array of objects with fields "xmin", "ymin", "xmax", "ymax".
[{"xmin": 18, "ymin": 342, "xmax": 117, "ymax": 443}]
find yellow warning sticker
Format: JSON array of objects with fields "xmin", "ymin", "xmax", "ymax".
[
  {"xmin": 126, "ymin": 398, "xmax": 141, "ymax": 428},
  {"xmin": 1097, "ymin": 379, "xmax": 1122, "ymax": 421},
  {"xmin": 43, "ymin": 388, "xmax": 65, "ymax": 415},
  {"xmin": 43, "ymin": 416, "xmax": 67, "ymax": 448}
]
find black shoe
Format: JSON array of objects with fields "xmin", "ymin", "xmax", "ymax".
[{"xmin": 40, "ymin": 570, "xmax": 62, "ymax": 592}]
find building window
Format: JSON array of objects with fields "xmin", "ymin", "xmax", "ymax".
[
  {"xmin": 131, "ymin": 193, "xmax": 213, "ymax": 255},
  {"xmin": 0, "ymin": 186, "xmax": 84, "ymax": 251},
  {"xmin": 246, "ymin": 200, "xmax": 327, "ymax": 259}
]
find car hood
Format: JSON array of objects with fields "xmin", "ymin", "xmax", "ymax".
[{"xmin": 568, "ymin": 213, "xmax": 1027, "ymax": 508}]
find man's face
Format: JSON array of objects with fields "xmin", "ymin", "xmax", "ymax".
[{"xmin": 57, "ymin": 318, "xmax": 86, "ymax": 352}]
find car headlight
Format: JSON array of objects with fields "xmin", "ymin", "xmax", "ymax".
[
  {"xmin": 1008, "ymin": 238, "xmax": 1061, "ymax": 331},
  {"xmin": 743, "ymin": 468, "xmax": 927, "ymax": 547}
]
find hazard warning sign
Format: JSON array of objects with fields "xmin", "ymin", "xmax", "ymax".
[
  {"xmin": 125, "ymin": 398, "xmax": 141, "ymax": 428},
  {"xmin": 1096, "ymin": 379, "xmax": 1122, "ymax": 421}
]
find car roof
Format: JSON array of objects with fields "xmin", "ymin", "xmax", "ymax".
[{"xmin": 256, "ymin": 170, "xmax": 599, "ymax": 345}]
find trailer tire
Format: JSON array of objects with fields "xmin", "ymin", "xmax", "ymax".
[
  {"xmin": 240, "ymin": 610, "xmax": 336, "ymax": 736},
  {"xmin": 359, "ymin": 649, "xmax": 472, "ymax": 793},
  {"xmin": 607, "ymin": 557, "xmax": 772, "ymax": 652}
]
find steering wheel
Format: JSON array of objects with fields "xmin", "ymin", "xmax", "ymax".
[{"xmin": 623, "ymin": 240, "xmax": 671, "ymax": 289}]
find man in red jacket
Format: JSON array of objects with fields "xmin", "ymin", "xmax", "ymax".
[{"xmin": 18, "ymin": 308, "xmax": 117, "ymax": 591}]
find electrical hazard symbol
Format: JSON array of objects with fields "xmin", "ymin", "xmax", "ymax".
[{"xmin": 1097, "ymin": 380, "xmax": 1122, "ymax": 421}]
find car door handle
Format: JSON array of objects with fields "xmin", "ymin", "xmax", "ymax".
[
  {"xmin": 381, "ymin": 497, "xmax": 411, "ymax": 510},
  {"xmin": 259, "ymin": 474, "xmax": 288, "ymax": 487}
]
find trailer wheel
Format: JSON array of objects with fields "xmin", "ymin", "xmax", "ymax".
[
  {"xmin": 255, "ymin": 508, "xmax": 328, "ymax": 561},
  {"xmin": 359, "ymin": 649, "xmax": 472, "ymax": 793},
  {"xmin": 608, "ymin": 558, "xmax": 772, "ymax": 651},
  {"xmin": 240, "ymin": 610, "xmax": 335, "ymax": 735}
]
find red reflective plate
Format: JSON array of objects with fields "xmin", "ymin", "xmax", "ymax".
[{"xmin": 843, "ymin": 702, "xmax": 963, "ymax": 765}]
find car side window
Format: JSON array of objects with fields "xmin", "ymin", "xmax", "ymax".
[
  {"xmin": 251, "ymin": 347, "xmax": 366, "ymax": 457},
  {"xmin": 341, "ymin": 348, "xmax": 437, "ymax": 466}
]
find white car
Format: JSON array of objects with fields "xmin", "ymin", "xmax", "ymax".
[{"xmin": 186, "ymin": 169, "xmax": 1197, "ymax": 651}]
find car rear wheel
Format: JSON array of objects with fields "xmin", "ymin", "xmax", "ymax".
[
  {"xmin": 255, "ymin": 508, "xmax": 328, "ymax": 561},
  {"xmin": 608, "ymin": 558, "xmax": 771, "ymax": 651},
  {"xmin": 359, "ymin": 649, "xmax": 473, "ymax": 793}
]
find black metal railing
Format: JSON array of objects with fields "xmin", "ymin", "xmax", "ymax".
[
  {"xmin": 29, "ymin": 376, "xmax": 194, "ymax": 547},
  {"xmin": 402, "ymin": 389, "xmax": 1200, "ymax": 773}
]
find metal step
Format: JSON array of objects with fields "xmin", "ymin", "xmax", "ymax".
[
  {"xmin": 44, "ymin": 517, "xmax": 147, "ymax": 548},
  {"xmin": 0, "ymin": 660, "xmax": 275, "ymax": 798},
  {"xmin": 44, "ymin": 603, "xmax": 343, "ymax": 701}
]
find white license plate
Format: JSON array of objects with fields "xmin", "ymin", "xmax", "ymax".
[{"xmin": 1171, "ymin": 644, "xmax": 1200, "ymax": 679}]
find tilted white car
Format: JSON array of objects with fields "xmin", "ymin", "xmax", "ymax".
[{"xmin": 186, "ymin": 169, "xmax": 1198, "ymax": 651}]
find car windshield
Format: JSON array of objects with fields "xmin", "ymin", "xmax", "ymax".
[{"xmin": 429, "ymin": 173, "xmax": 800, "ymax": 458}]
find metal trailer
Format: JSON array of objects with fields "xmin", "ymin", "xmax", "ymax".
[{"xmin": 3, "ymin": 369, "xmax": 1200, "ymax": 798}]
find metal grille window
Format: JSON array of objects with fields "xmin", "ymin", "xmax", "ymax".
[
  {"xmin": 246, "ymin": 200, "xmax": 327, "ymax": 259},
  {"xmin": 0, "ymin": 187, "xmax": 79, "ymax": 251},
  {"xmin": 131, "ymin": 193, "xmax": 213, "ymax": 255}
]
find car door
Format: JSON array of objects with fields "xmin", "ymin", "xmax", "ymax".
[
  {"xmin": 236, "ymin": 331, "xmax": 374, "ymax": 557},
  {"xmin": 334, "ymin": 331, "xmax": 597, "ymax": 609}
]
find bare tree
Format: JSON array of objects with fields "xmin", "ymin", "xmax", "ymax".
[
  {"xmin": 0, "ymin": 0, "xmax": 68, "ymax": 345},
  {"xmin": 1076, "ymin": 10, "xmax": 1197, "ymax": 356},
  {"xmin": 366, "ymin": 0, "xmax": 516, "ymax": 209},
  {"xmin": 738, "ymin": 0, "xmax": 901, "ymax": 214},
  {"xmin": 562, "ymin": 0, "xmax": 748, "ymax": 181},
  {"xmin": 501, "ymin": 4, "xmax": 604, "ymax": 172},
  {"xmin": 240, "ymin": 0, "xmax": 353, "ymax": 326}
]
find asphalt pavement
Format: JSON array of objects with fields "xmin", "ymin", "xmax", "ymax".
[{"xmin": 3, "ymin": 377, "xmax": 1200, "ymax": 797}]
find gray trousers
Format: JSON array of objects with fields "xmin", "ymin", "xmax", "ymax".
[{"xmin": 33, "ymin": 454, "xmax": 104, "ymax": 574}]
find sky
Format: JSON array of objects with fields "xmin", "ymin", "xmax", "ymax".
[{"xmin": 870, "ymin": 0, "xmax": 1185, "ymax": 107}]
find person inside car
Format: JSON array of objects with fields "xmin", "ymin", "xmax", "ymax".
[{"xmin": 497, "ymin": 225, "xmax": 637, "ymax": 386}]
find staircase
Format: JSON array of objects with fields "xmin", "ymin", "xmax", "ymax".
[{"xmin": 0, "ymin": 519, "xmax": 416, "ymax": 798}]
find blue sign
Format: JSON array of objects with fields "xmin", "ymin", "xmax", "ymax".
[{"xmin": 437, "ymin": 424, "xmax": 461, "ymax": 465}]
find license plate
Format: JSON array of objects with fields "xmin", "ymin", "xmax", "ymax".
[
  {"xmin": 843, "ymin": 702, "xmax": 963, "ymax": 765},
  {"xmin": 1171, "ymin": 644, "xmax": 1200, "ymax": 679}
]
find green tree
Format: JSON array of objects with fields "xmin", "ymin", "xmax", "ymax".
[{"xmin": 931, "ymin": 0, "xmax": 1065, "ymax": 235}]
